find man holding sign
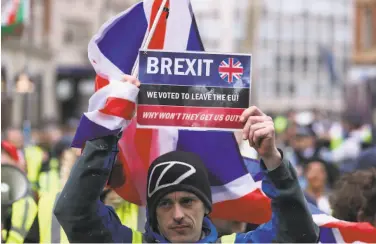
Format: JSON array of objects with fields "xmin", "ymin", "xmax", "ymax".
[{"xmin": 54, "ymin": 75, "xmax": 319, "ymax": 243}]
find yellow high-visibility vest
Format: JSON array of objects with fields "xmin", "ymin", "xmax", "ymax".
[
  {"xmin": 115, "ymin": 201, "xmax": 139, "ymax": 231},
  {"xmin": 38, "ymin": 158, "xmax": 60, "ymax": 194},
  {"xmin": 24, "ymin": 146, "xmax": 44, "ymax": 191},
  {"xmin": 274, "ymin": 116, "xmax": 288, "ymax": 134},
  {"xmin": 1, "ymin": 195, "xmax": 38, "ymax": 243},
  {"xmin": 38, "ymin": 191, "xmax": 69, "ymax": 243},
  {"xmin": 220, "ymin": 233, "xmax": 236, "ymax": 243},
  {"xmin": 38, "ymin": 192, "xmax": 139, "ymax": 243}
]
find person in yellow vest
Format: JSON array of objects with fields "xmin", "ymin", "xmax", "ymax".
[
  {"xmin": 25, "ymin": 146, "xmax": 142, "ymax": 243},
  {"xmin": 100, "ymin": 188, "xmax": 141, "ymax": 231},
  {"xmin": 1, "ymin": 141, "xmax": 38, "ymax": 244},
  {"xmin": 24, "ymin": 145, "xmax": 77, "ymax": 243},
  {"xmin": 24, "ymin": 145, "xmax": 45, "ymax": 192},
  {"xmin": 211, "ymin": 218, "xmax": 247, "ymax": 243},
  {"xmin": 37, "ymin": 137, "xmax": 74, "ymax": 195}
]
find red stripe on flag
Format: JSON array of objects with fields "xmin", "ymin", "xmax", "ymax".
[
  {"xmin": 148, "ymin": 0, "xmax": 169, "ymax": 49},
  {"xmin": 210, "ymin": 189, "xmax": 272, "ymax": 224},
  {"xmin": 322, "ymin": 221, "xmax": 376, "ymax": 243},
  {"xmin": 115, "ymin": 0, "xmax": 169, "ymax": 205},
  {"xmin": 99, "ymin": 97, "xmax": 135, "ymax": 120},
  {"xmin": 117, "ymin": 119, "xmax": 156, "ymax": 205},
  {"xmin": 95, "ymin": 75, "xmax": 110, "ymax": 91}
]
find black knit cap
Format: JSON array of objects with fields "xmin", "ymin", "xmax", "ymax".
[{"xmin": 146, "ymin": 150, "xmax": 212, "ymax": 229}]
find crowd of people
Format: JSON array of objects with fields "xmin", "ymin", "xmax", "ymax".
[
  {"xmin": 1, "ymin": 106, "xmax": 376, "ymax": 243},
  {"xmin": 271, "ymin": 109, "xmax": 376, "ymax": 223}
]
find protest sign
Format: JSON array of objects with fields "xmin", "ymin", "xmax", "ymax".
[{"xmin": 137, "ymin": 49, "xmax": 251, "ymax": 130}]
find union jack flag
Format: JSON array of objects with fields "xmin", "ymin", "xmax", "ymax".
[{"xmin": 218, "ymin": 57, "xmax": 244, "ymax": 84}]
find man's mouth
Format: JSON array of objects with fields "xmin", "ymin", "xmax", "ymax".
[{"xmin": 170, "ymin": 225, "xmax": 190, "ymax": 231}]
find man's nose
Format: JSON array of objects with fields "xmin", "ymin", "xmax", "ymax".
[{"xmin": 172, "ymin": 204, "xmax": 184, "ymax": 222}]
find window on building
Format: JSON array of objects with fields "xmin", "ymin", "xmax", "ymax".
[
  {"xmin": 275, "ymin": 81, "xmax": 281, "ymax": 97},
  {"xmin": 342, "ymin": 15, "xmax": 348, "ymax": 26},
  {"xmin": 262, "ymin": 6, "xmax": 268, "ymax": 17},
  {"xmin": 63, "ymin": 20, "xmax": 90, "ymax": 46},
  {"xmin": 316, "ymin": 84, "xmax": 321, "ymax": 96},
  {"xmin": 303, "ymin": 56, "xmax": 308, "ymax": 73},
  {"xmin": 289, "ymin": 56, "xmax": 295, "ymax": 72},
  {"xmin": 343, "ymin": 59, "xmax": 349, "ymax": 72},
  {"xmin": 288, "ymin": 83, "xmax": 295, "ymax": 96},
  {"xmin": 361, "ymin": 8, "xmax": 373, "ymax": 49},
  {"xmin": 276, "ymin": 55, "xmax": 282, "ymax": 71}
]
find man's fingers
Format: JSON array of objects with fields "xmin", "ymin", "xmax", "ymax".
[
  {"xmin": 248, "ymin": 121, "xmax": 272, "ymax": 143},
  {"xmin": 122, "ymin": 74, "xmax": 141, "ymax": 87},
  {"xmin": 242, "ymin": 116, "xmax": 272, "ymax": 139},
  {"xmin": 252, "ymin": 127, "xmax": 271, "ymax": 148},
  {"xmin": 240, "ymin": 106, "xmax": 265, "ymax": 122}
]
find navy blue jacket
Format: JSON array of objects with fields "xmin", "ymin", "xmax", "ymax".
[{"xmin": 54, "ymin": 135, "xmax": 319, "ymax": 243}]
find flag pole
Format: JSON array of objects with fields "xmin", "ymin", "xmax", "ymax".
[
  {"xmin": 126, "ymin": 0, "xmax": 168, "ymax": 207},
  {"xmin": 131, "ymin": 0, "xmax": 168, "ymax": 78}
]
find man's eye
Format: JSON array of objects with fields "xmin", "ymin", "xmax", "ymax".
[
  {"xmin": 158, "ymin": 201, "xmax": 171, "ymax": 208},
  {"xmin": 181, "ymin": 198, "xmax": 193, "ymax": 206}
]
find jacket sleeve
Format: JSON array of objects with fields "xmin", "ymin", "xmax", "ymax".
[
  {"xmin": 235, "ymin": 151, "xmax": 320, "ymax": 243},
  {"xmin": 53, "ymin": 135, "xmax": 135, "ymax": 243}
]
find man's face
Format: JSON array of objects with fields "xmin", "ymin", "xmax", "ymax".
[
  {"xmin": 293, "ymin": 135, "xmax": 315, "ymax": 150},
  {"xmin": 305, "ymin": 161, "xmax": 327, "ymax": 190},
  {"xmin": 6, "ymin": 129, "xmax": 24, "ymax": 148},
  {"xmin": 156, "ymin": 191, "xmax": 206, "ymax": 243}
]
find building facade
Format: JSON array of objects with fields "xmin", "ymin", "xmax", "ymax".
[
  {"xmin": 190, "ymin": 0, "xmax": 353, "ymax": 113},
  {"xmin": 2, "ymin": 0, "xmax": 140, "ymax": 128},
  {"xmin": 2, "ymin": 0, "xmax": 56, "ymax": 129},
  {"xmin": 347, "ymin": 0, "xmax": 376, "ymax": 125},
  {"xmin": 254, "ymin": 0, "xmax": 353, "ymax": 112}
]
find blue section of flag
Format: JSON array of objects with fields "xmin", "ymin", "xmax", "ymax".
[
  {"xmin": 177, "ymin": 131, "xmax": 247, "ymax": 185},
  {"xmin": 97, "ymin": 2, "xmax": 147, "ymax": 75},
  {"xmin": 307, "ymin": 203, "xmax": 337, "ymax": 243},
  {"xmin": 72, "ymin": 115, "xmax": 121, "ymax": 148},
  {"xmin": 187, "ymin": 2, "xmax": 204, "ymax": 52},
  {"xmin": 243, "ymin": 157, "xmax": 264, "ymax": 181}
]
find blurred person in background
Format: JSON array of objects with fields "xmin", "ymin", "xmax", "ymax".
[
  {"xmin": 34, "ymin": 121, "xmax": 65, "ymax": 195},
  {"xmin": 4, "ymin": 126, "xmax": 49, "ymax": 195},
  {"xmin": 4, "ymin": 127, "xmax": 27, "ymax": 173},
  {"xmin": 1, "ymin": 141, "xmax": 38, "ymax": 244},
  {"xmin": 4, "ymin": 127, "xmax": 24, "ymax": 149},
  {"xmin": 329, "ymin": 112, "xmax": 372, "ymax": 173},
  {"xmin": 329, "ymin": 168, "xmax": 376, "ymax": 227},
  {"xmin": 24, "ymin": 146, "xmax": 77, "ymax": 243},
  {"xmin": 210, "ymin": 218, "xmax": 247, "ymax": 239},
  {"xmin": 99, "ymin": 158, "xmax": 143, "ymax": 232},
  {"xmin": 311, "ymin": 109, "xmax": 332, "ymax": 140},
  {"xmin": 100, "ymin": 188, "xmax": 141, "ymax": 231},
  {"xmin": 354, "ymin": 146, "xmax": 376, "ymax": 170},
  {"xmin": 37, "ymin": 137, "xmax": 72, "ymax": 195},
  {"xmin": 303, "ymin": 157, "xmax": 332, "ymax": 214}
]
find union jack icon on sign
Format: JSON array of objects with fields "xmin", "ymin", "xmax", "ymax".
[{"xmin": 218, "ymin": 58, "xmax": 244, "ymax": 84}]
